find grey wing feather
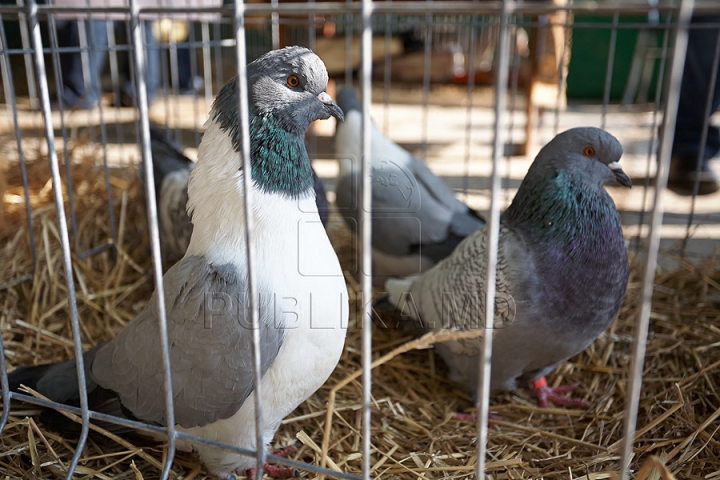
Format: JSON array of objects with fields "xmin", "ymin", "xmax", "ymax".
[
  {"xmin": 411, "ymin": 225, "xmax": 529, "ymax": 344},
  {"xmin": 409, "ymin": 224, "xmax": 555, "ymax": 391},
  {"xmin": 91, "ymin": 256, "xmax": 285, "ymax": 428}
]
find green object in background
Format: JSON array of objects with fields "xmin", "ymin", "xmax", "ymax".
[{"xmin": 567, "ymin": 14, "xmax": 664, "ymax": 102}]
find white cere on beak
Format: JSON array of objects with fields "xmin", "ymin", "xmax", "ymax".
[
  {"xmin": 608, "ymin": 161, "xmax": 622, "ymax": 171},
  {"xmin": 318, "ymin": 92, "xmax": 333, "ymax": 105}
]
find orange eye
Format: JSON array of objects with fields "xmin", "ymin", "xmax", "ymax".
[
  {"xmin": 583, "ymin": 147, "xmax": 595, "ymax": 157},
  {"xmin": 287, "ymin": 75, "xmax": 300, "ymax": 87}
]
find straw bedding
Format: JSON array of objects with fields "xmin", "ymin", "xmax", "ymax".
[{"xmin": 0, "ymin": 155, "xmax": 718, "ymax": 479}]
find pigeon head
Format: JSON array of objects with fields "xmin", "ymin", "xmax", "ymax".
[
  {"xmin": 248, "ymin": 46, "xmax": 344, "ymax": 131},
  {"xmin": 534, "ymin": 127, "xmax": 631, "ymax": 189},
  {"xmin": 505, "ymin": 127, "xmax": 630, "ymax": 236},
  {"xmin": 208, "ymin": 47, "xmax": 341, "ymax": 198}
]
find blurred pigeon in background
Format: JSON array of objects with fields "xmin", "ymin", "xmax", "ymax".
[
  {"xmin": 334, "ymin": 87, "xmax": 485, "ymax": 281},
  {"xmin": 385, "ymin": 127, "xmax": 631, "ymax": 408}
]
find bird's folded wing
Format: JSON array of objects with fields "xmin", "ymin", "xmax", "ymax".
[
  {"xmin": 411, "ymin": 225, "xmax": 530, "ymax": 339},
  {"xmin": 91, "ymin": 256, "xmax": 285, "ymax": 429}
]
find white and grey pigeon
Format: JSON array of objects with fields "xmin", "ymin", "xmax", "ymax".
[
  {"xmin": 9, "ymin": 46, "xmax": 348, "ymax": 478},
  {"xmin": 333, "ymin": 87, "xmax": 485, "ymax": 280},
  {"xmin": 150, "ymin": 128, "xmax": 331, "ymax": 266},
  {"xmin": 385, "ymin": 127, "xmax": 631, "ymax": 408}
]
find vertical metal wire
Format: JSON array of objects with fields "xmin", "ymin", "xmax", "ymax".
[
  {"xmin": 307, "ymin": 0, "xmax": 318, "ymax": 156},
  {"xmin": 105, "ymin": 20, "xmax": 129, "ymax": 166},
  {"xmin": 188, "ymin": 21, "xmax": 202, "ymax": 148},
  {"xmin": 26, "ymin": 1, "xmax": 90, "ymax": 477},
  {"xmin": 128, "ymin": 1, "xmax": 177, "ymax": 478},
  {"xmin": 0, "ymin": 15, "xmax": 36, "ymax": 267},
  {"xmin": 0, "ymin": 19, "xmax": 11, "ymax": 120},
  {"xmin": 125, "ymin": 19, "xmax": 144, "ymax": 168},
  {"xmin": 462, "ymin": 2, "xmax": 479, "ymax": 200},
  {"xmin": 86, "ymin": 13, "xmax": 119, "ymax": 252},
  {"xmin": 160, "ymin": 30, "xmax": 171, "ymax": 132},
  {"xmin": 17, "ymin": 0, "xmax": 38, "ymax": 110},
  {"xmin": 505, "ymin": 12, "xmax": 522, "ymax": 204},
  {"xmin": 169, "ymin": 25, "xmax": 181, "ymax": 143},
  {"xmin": 619, "ymin": 1, "xmax": 694, "ymax": 478},
  {"xmin": 684, "ymin": 25, "xmax": 720, "ymax": 249},
  {"xmin": 360, "ymin": 0, "xmax": 374, "ymax": 478},
  {"xmin": 0, "ymin": 19, "xmax": 10, "ymax": 421},
  {"xmin": 107, "ymin": 20, "xmax": 123, "ymax": 113},
  {"xmin": 47, "ymin": 16, "xmax": 79, "ymax": 244},
  {"xmin": 202, "ymin": 22, "xmax": 213, "ymax": 108},
  {"xmin": 420, "ymin": 0, "xmax": 432, "ymax": 161},
  {"xmin": 553, "ymin": 15, "xmax": 570, "ymax": 136},
  {"xmin": 475, "ymin": 0, "xmax": 511, "ymax": 477},
  {"xmin": 308, "ymin": 0, "xmax": 316, "ymax": 51},
  {"xmin": 78, "ymin": 19, "xmax": 93, "ymax": 108},
  {"xmin": 0, "ymin": 17, "xmax": 13, "ymax": 426},
  {"xmin": 271, "ymin": 0, "xmax": 280, "ymax": 49},
  {"xmin": 600, "ymin": 10, "xmax": 619, "ymax": 130},
  {"xmin": 233, "ymin": 0, "xmax": 265, "ymax": 476},
  {"xmin": 381, "ymin": 0, "xmax": 392, "ymax": 135},
  {"xmin": 213, "ymin": 21, "xmax": 223, "ymax": 98},
  {"xmin": 635, "ymin": 13, "xmax": 672, "ymax": 254},
  {"xmin": 345, "ymin": 0, "xmax": 354, "ymax": 86}
]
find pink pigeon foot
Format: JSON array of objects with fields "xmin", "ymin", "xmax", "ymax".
[
  {"xmin": 529, "ymin": 376, "xmax": 590, "ymax": 408},
  {"xmin": 248, "ymin": 464, "xmax": 300, "ymax": 480},
  {"xmin": 451, "ymin": 411, "xmax": 476, "ymax": 421},
  {"xmin": 271, "ymin": 445, "xmax": 298, "ymax": 458},
  {"xmin": 246, "ymin": 445, "xmax": 300, "ymax": 480}
]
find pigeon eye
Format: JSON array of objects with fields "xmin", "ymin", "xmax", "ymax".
[
  {"xmin": 583, "ymin": 147, "xmax": 595, "ymax": 157},
  {"xmin": 287, "ymin": 75, "xmax": 300, "ymax": 87}
]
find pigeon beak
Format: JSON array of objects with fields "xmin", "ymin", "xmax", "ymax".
[
  {"xmin": 608, "ymin": 161, "xmax": 632, "ymax": 188},
  {"xmin": 318, "ymin": 92, "xmax": 344, "ymax": 122}
]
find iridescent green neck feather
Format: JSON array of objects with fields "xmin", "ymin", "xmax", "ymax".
[
  {"xmin": 504, "ymin": 168, "xmax": 628, "ymax": 327},
  {"xmin": 209, "ymin": 80, "xmax": 314, "ymax": 199},
  {"xmin": 505, "ymin": 169, "xmax": 622, "ymax": 244},
  {"xmin": 247, "ymin": 112, "xmax": 313, "ymax": 197}
]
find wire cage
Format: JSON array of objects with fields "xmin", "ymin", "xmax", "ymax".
[{"xmin": 0, "ymin": 0, "xmax": 719, "ymax": 478}]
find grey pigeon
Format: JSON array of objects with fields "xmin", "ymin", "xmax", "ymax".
[
  {"xmin": 9, "ymin": 46, "xmax": 347, "ymax": 478},
  {"xmin": 333, "ymin": 87, "xmax": 484, "ymax": 279},
  {"xmin": 151, "ymin": 129, "xmax": 331, "ymax": 266},
  {"xmin": 149, "ymin": 128, "xmax": 194, "ymax": 265},
  {"xmin": 385, "ymin": 127, "xmax": 631, "ymax": 408}
]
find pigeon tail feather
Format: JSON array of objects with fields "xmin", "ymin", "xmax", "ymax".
[{"xmin": 385, "ymin": 276, "xmax": 419, "ymax": 317}]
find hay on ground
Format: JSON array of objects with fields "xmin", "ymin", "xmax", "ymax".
[{"xmin": 0, "ymin": 156, "xmax": 718, "ymax": 479}]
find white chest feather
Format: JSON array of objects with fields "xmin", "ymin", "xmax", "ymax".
[{"xmin": 180, "ymin": 120, "xmax": 348, "ymax": 476}]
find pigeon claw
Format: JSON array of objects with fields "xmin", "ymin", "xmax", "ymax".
[
  {"xmin": 263, "ymin": 464, "xmax": 300, "ymax": 479},
  {"xmin": 530, "ymin": 377, "xmax": 590, "ymax": 409},
  {"xmin": 451, "ymin": 411, "xmax": 477, "ymax": 421},
  {"xmin": 246, "ymin": 444, "xmax": 301, "ymax": 480},
  {"xmin": 271, "ymin": 444, "xmax": 299, "ymax": 459},
  {"xmin": 248, "ymin": 464, "xmax": 298, "ymax": 480},
  {"xmin": 451, "ymin": 411, "xmax": 502, "ymax": 427}
]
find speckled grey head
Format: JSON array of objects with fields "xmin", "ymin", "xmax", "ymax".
[
  {"xmin": 208, "ymin": 47, "xmax": 343, "ymax": 197},
  {"xmin": 211, "ymin": 46, "xmax": 343, "ymax": 139},
  {"xmin": 534, "ymin": 126, "xmax": 631, "ymax": 188}
]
